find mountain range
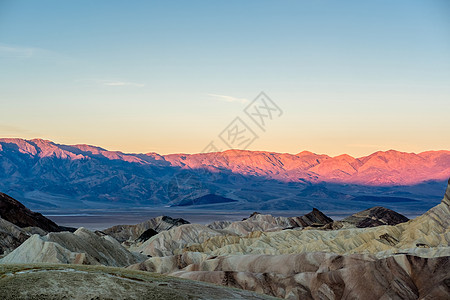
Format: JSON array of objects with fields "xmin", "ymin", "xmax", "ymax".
[{"xmin": 0, "ymin": 138, "xmax": 449, "ymax": 213}]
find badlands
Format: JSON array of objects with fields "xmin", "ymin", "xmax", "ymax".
[{"xmin": 0, "ymin": 179, "xmax": 449, "ymax": 299}]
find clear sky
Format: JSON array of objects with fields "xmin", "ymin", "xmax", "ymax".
[{"xmin": 1, "ymin": 0, "xmax": 449, "ymax": 156}]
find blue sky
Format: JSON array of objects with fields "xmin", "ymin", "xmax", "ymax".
[{"xmin": 1, "ymin": 0, "xmax": 449, "ymax": 156}]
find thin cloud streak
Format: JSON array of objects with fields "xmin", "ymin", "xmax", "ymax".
[
  {"xmin": 0, "ymin": 44, "xmax": 39, "ymax": 59},
  {"xmin": 75, "ymin": 79, "xmax": 145, "ymax": 88},
  {"xmin": 208, "ymin": 93, "xmax": 249, "ymax": 104},
  {"xmin": 0, "ymin": 43, "xmax": 71, "ymax": 62},
  {"xmin": 103, "ymin": 81, "xmax": 145, "ymax": 87}
]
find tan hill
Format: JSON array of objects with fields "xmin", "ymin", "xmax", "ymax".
[
  {"xmin": 208, "ymin": 209, "xmax": 333, "ymax": 235},
  {"xmin": 130, "ymin": 209, "xmax": 333, "ymax": 256},
  {"xmin": 131, "ymin": 224, "xmax": 228, "ymax": 257},
  {"xmin": 168, "ymin": 253, "xmax": 449, "ymax": 300},
  {"xmin": 103, "ymin": 215, "xmax": 190, "ymax": 243},
  {"xmin": 0, "ymin": 227, "xmax": 146, "ymax": 267}
]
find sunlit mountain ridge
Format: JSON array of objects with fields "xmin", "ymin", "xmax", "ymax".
[{"xmin": 0, "ymin": 138, "xmax": 448, "ymax": 212}]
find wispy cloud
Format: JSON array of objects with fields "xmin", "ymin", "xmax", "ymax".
[
  {"xmin": 208, "ymin": 94, "xmax": 249, "ymax": 104},
  {"xmin": 0, "ymin": 44, "xmax": 39, "ymax": 59},
  {"xmin": 75, "ymin": 79, "xmax": 145, "ymax": 88},
  {"xmin": 103, "ymin": 81, "xmax": 145, "ymax": 87},
  {"xmin": 0, "ymin": 43, "xmax": 69, "ymax": 62}
]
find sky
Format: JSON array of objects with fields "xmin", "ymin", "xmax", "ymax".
[{"xmin": 0, "ymin": 0, "xmax": 449, "ymax": 157}]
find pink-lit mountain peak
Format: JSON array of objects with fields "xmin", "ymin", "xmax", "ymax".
[
  {"xmin": 358, "ymin": 150, "xmax": 428, "ymax": 172},
  {"xmin": 70, "ymin": 144, "xmax": 107, "ymax": 155},
  {"xmin": 0, "ymin": 138, "xmax": 449, "ymax": 185},
  {"xmin": 0, "ymin": 138, "xmax": 82, "ymax": 160},
  {"xmin": 157, "ymin": 148, "xmax": 449, "ymax": 185},
  {"xmin": 0, "ymin": 138, "xmax": 39, "ymax": 156},
  {"xmin": 332, "ymin": 153, "xmax": 356, "ymax": 161}
]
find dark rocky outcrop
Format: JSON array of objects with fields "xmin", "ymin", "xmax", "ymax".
[
  {"xmin": 294, "ymin": 208, "xmax": 334, "ymax": 227},
  {"xmin": 136, "ymin": 228, "xmax": 158, "ymax": 243},
  {"xmin": 341, "ymin": 206, "xmax": 409, "ymax": 228},
  {"xmin": 242, "ymin": 212, "xmax": 261, "ymax": 221},
  {"xmin": 0, "ymin": 192, "xmax": 61, "ymax": 232}
]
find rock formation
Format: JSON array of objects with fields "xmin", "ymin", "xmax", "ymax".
[
  {"xmin": 131, "ymin": 224, "xmax": 229, "ymax": 257},
  {"xmin": 169, "ymin": 253, "xmax": 449, "ymax": 299},
  {"xmin": 336, "ymin": 206, "xmax": 409, "ymax": 228},
  {"xmin": 103, "ymin": 216, "xmax": 190, "ymax": 243},
  {"xmin": 208, "ymin": 209, "xmax": 333, "ymax": 235},
  {"xmin": 129, "ymin": 251, "xmax": 210, "ymax": 274},
  {"xmin": 0, "ymin": 227, "xmax": 145, "ymax": 267},
  {"xmin": 136, "ymin": 228, "xmax": 159, "ymax": 242},
  {"xmin": 291, "ymin": 208, "xmax": 334, "ymax": 227}
]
